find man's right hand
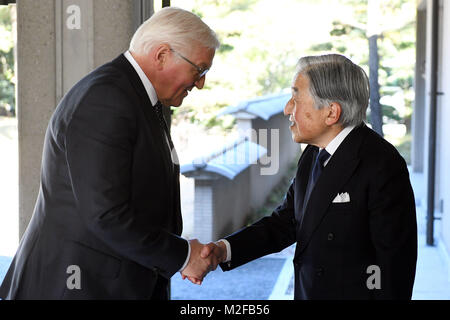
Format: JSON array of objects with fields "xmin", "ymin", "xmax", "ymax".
[{"xmin": 180, "ymin": 239, "xmax": 227, "ymax": 285}]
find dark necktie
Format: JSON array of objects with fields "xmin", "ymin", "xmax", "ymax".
[
  {"xmin": 302, "ymin": 148, "xmax": 331, "ymax": 213},
  {"xmin": 311, "ymin": 148, "xmax": 331, "ymax": 187},
  {"xmin": 154, "ymin": 101, "xmax": 176, "ymax": 165},
  {"xmin": 153, "ymin": 106, "xmax": 181, "ymax": 234},
  {"xmin": 154, "ymin": 101, "xmax": 168, "ymax": 133}
]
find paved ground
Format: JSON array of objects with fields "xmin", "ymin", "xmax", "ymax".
[
  {"xmin": 171, "ymin": 257, "xmax": 286, "ymax": 300},
  {"xmin": 0, "ymin": 256, "xmax": 12, "ymax": 282},
  {"xmin": 0, "ymin": 116, "xmax": 449, "ymax": 299}
]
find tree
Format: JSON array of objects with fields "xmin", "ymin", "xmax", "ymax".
[
  {"xmin": 367, "ymin": 0, "xmax": 383, "ymax": 136},
  {"xmin": 169, "ymin": 0, "xmax": 415, "ymax": 144},
  {"xmin": 0, "ymin": 5, "xmax": 15, "ymax": 116},
  {"xmin": 309, "ymin": 0, "xmax": 416, "ymax": 138},
  {"xmin": 171, "ymin": 0, "xmax": 322, "ymax": 130}
]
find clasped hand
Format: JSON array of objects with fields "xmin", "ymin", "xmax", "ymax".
[{"xmin": 180, "ymin": 239, "xmax": 226, "ymax": 285}]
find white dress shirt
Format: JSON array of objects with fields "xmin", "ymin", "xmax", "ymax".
[
  {"xmin": 322, "ymin": 125, "xmax": 355, "ymax": 166},
  {"xmin": 124, "ymin": 51, "xmax": 158, "ymax": 106},
  {"xmin": 124, "ymin": 51, "xmax": 191, "ymax": 272}
]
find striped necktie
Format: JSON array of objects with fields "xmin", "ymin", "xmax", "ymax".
[
  {"xmin": 154, "ymin": 101, "xmax": 175, "ymax": 156},
  {"xmin": 154, "ymin": 101, "xmax": 168, "ymax": 133}
]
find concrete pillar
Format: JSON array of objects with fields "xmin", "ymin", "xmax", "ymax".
[
  {"xmin": 17, "ymin": 0, "xmax": 145, "ymax": 238},
  {"xmin": 17, "ymin": 0, "xmax": 57, "ymax": 238}
]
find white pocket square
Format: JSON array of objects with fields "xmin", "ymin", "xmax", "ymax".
[{"xmin": 332, "ymin": 192, "xmax": 350, "ymax": 203}]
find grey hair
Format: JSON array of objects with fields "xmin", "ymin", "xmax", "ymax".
[
  {"xmin": 129, "ymin": 7, "xmax": 220, "ymax": 55},
  {"xmin": 295, "ymin": 54, "xmax": 369, "ymax": 128}
]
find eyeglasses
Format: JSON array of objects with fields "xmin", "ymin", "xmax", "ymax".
[{"xmin": 170, "ymin": 48, "xmax": 209, "ymax": 80}]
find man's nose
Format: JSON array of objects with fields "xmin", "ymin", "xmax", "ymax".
[
  {"xmin": 284, "ymin": 99, "xmax": 293, "ymax": 115},
  {"xmin": 195, "ymin": 76, "xmax": 206, "ymax": 89}
]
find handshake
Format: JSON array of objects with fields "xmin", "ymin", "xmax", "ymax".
[{"xmin": 180, "ymin": 239, "xmax": 228, "ymax": 285}]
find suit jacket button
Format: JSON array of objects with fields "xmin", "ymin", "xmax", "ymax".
[
  {"xmin": 316, "ymin": 267, "xmax": 324, "ymax": 277},
  {"xmin": 327, "ymin": 233, "xmax": 334, "ymax": 241}
]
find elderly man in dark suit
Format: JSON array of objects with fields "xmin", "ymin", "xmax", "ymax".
[
  {"xmin": 0, "ymin": 7, "xmax": 220, "ymax": 300},
  {"xmin": 200, "ymin": 54, "xmax": 417, "ymax": 299}
]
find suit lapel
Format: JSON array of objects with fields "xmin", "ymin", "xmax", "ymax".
[
  {"xmin": 297, "ymin": 125, "xmax": 369, "ymax": 252},
  {"xmin": 111, "ymin": 54, "xmax": 174, "ymax": 177},
  {"xmin": 141, "ymin": 101, "xmax": 175, "ymax": 176},
  {"xmin": 106, "ymin": 54, "xmax": 182, "ymax": 235},
  {"xmin": 111, "ymin": 54, "xmax": 183, "ymax": 234}
]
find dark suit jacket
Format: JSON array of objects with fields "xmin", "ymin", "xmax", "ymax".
[
  {"xmin": 0, "ymin": 54, "xmax": 188, "ymax": 299},
  {"xmin": 221, "ymin": 124, "xmax": 417, "ymax": 300}
]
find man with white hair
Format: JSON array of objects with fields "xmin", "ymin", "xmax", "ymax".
[
  {"xmin": 202, "ymin": 54, "xmax": 417, "ymax": 300},
  {"xmin": 0, "ymin": 7, "xmax": 220, "ymax": 300}
]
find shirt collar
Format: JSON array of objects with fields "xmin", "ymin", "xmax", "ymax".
[
  {"xmin": 321, "ymin": 125, "xmax": 356, "ymax": 166},
  {"xmin": 124, "ymin": 50, "xmax": 158, "ymax": 106}
]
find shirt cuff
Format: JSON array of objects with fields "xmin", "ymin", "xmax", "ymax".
[
  {"xmin": 217, "ymin": 239, "xmax": 231, "ymax": 262},
  {"xmin": 179, "ymin": 239, "xmax": 191, "ymax": 272}
]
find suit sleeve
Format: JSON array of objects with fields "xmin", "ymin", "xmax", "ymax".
[
  {"xmin": 368, "ymin": 153, "xmax": 417, "ymax": 299},
  {"xmin": 65, "ymin": 84, "xmax": 188, "ymax": 279},
  {"xmin": 221, "ymin": 178, "xmax": 297, "ymax": 271}
]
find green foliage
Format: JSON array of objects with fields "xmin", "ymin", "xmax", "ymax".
[
  {"xmin": 171, "ymin": 0, "xmax": 264, "ymax": 132},
  {"xmin": 170, "ymin": 0, "xmax": 415, "ymax": 143},
  {"xmin": 257, "ymin": 51, "xmax": 297, "ymax": 95},
  {"xmin": 225, "ymin": 0, "xmax": 259, "ymax": 13},
  {"xmin": 330, "ymin": 21, "xmax": 365, "ymax": 37},
  {"xmin": 0, "ymin": 5, "xmax": 15, "ymax": 116},
  {"xmin": 218, "ymin": 43, "xmax": 234, "ymax": 54},
  {"xmin": 308, "ymin": 0, "xmax": 415, "ymax": 134},
  {"xmin": 396, "ymin": 134, "xmax": 411, "ymax": 165},
  {"xmin": 310, "ymin": 42, "xmax": 333, "ymax": 52},
  {"xmin": 367, "ymin": 104, "xmax": 402, "ymax": 124},
  {"xmin": 174, "ymin": 0, "xmax": 344, "ymax": 134},
  {"xmin": 0, "ymin": 6, "xmax": 11, "ymax": 29},
  {"xmin": 216, "ymin": 31, "xmax": 241, "ymax": 54}
]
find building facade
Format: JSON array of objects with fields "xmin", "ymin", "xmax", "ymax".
[{"xmin": 413, "ymin": 0, "xmax": 450, "ymax": 264}]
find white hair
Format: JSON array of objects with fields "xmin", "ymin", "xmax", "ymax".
[
  {"xmin": 129, "ymin": 7, "xmax": 220, "ymax": 55},
  {"xmin": 296, "ymin": 54, "xmax": 370, "ymax": 128}
]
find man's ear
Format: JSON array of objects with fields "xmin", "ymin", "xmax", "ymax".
[
  {"xmin": 154, "ymin": 44, "xmax": 171, "ymax": 70},
  {"xmin": 325, "ymin": 102, "xmax": 342, "ymax": 126}
]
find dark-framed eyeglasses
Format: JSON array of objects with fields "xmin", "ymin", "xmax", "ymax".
[{"xmin": 170, "ymin": 48, "xmax": 209, "ymax": 79}]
